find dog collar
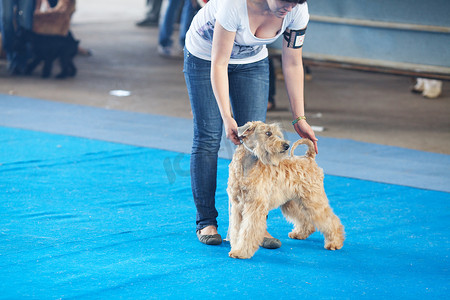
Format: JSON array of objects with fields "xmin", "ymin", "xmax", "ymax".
[{"xmin": 240, "ymin": 140, "xmax": 256, "ymax": 156}]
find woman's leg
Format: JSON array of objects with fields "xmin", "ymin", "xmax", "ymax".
[
  {"xmin": 183, "ymin": 49, "xmax": 222, "ymax": 231},
  {"xmin": 17, "ymin": 0, "xmax": 34, "ymax": 29},
  {"xmin": 228, "ymin": 58, "xmax": 270, "ymax": 126}
]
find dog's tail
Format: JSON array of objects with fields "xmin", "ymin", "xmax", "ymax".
[{"xmin": 290, "ymin": 139, "xmax": 316, "ymax": 159}]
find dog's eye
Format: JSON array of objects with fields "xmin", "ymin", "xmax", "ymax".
[{"xmin": 265, "ymin": 131, "xmax": 272, "ymax": 137}]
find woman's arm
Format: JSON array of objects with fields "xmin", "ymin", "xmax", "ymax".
[
  {"xmin": 211, "ymin": 21, "xmax": 241, "ymax": 145},
  {"xmin": 282, "ymin": 30, "xmax": 318, "ymax": 153}
]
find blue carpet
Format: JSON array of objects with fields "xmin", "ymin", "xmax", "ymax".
[{"xmin": 1, "ymin": 126, "xmax": 448, "ymax": 299}]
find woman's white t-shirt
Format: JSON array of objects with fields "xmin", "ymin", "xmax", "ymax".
[{"xmin": 185, "ymin": 0, "xmax": 309, "ymax": 64}]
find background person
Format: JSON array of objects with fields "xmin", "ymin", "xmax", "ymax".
[
  {"xmin": 0, "ymin": 0, "xmax": 35, "ymax": 75},
  {"xmin": 158, "ymin": 0, "xmax": 198, "ymax": 57}
]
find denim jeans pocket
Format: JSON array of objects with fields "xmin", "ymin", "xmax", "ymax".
[{"xmin": 183, "ymin": 49, "xmax": 211, "ymax": 73}]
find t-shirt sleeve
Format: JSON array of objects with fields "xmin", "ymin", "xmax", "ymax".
[
  {"xmin": 287, "ymin": 3, "xmax": 309, "ymax": 30},
  {"xmin": 215, "ymin": 1, "xmax": 240, "ymax": 32}
]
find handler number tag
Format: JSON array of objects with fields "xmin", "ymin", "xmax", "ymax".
[{"xmin": 295, "ymin": 35, "xmax": 305, "ymax": 48}]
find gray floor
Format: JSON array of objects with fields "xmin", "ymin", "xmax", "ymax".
[{"xmin": 0, "ymin": 0, "xmax": 449, "ymax": 154}]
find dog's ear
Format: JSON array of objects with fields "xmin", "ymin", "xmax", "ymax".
[{"xmin": 237, "ymin": 122, "xmax": 255, "ymax": 139}]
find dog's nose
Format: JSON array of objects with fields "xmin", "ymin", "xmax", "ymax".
[{"xmin": 283, "ymin": 143, "xmax": 290, "ymax": 151}]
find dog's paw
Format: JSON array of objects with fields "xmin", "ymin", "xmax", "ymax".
[
  {"xmin": 288, "ymin": 229, "xmax": 314, "ymax": 240},
  {"xmin": 229, "ymin": 249, "xmax": 252, "ymax": 259},
  {"xmin": 324, "ymin": 240, "xmax": 343, "ymax": 250}
]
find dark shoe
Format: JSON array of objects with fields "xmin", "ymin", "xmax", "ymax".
[
  {"xmin": 136, "ymin": 18, "xmax": 158, "ymax": 27},
  {"xmin": 196, "ymin": 230, "xmax": 222, "ymax": 245},
  {"xmin": 261, "ymin": 237, "xmax": 281, "ymax": 249}
]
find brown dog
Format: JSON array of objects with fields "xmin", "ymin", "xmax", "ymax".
[{"xmin": 227, "ymin": 121, "xmax": 345, "ymax": 259}]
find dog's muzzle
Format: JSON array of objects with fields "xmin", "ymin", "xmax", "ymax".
[{"xmin": 281, "ymin": 143, "xmax": 290, "ymax": 153}]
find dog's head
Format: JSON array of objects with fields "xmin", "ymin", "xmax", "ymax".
[{"xmin": 238, "ymin": 121, "xmax": 290, "ymax": 166}]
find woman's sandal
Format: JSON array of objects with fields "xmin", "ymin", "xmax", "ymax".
[{"xmin": 196, "ymin": 230, "xmax": 222, "ymax": 245}]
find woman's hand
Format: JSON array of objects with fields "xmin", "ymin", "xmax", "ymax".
[
  {"xmin": 293, "ymin": 119, "xmax": 319, "ymax": 154},
  {"xmin": 223, "ymin": 117, "xmax": 240, "ymax": 145}
]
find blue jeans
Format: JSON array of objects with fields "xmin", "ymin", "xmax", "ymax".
[
  {"xmin": 0, "ymin": 0, "xmax": 35, "ymax": 72},
  {"xmin": 159, "ymin": 0, "xmax": 196, "ymax": 47},
  {"xmin": 183, "ymin": 49, "xmax": 269, "ymax": 231}
]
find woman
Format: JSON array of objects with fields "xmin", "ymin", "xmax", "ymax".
[{"xmin": 183, "ymin": 0, "xmax": 318, "ymax": 246}]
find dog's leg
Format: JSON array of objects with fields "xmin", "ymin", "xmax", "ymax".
[
  {"xmin": 281, "ymin": 200, "xmax": 315, "ymax": 240},
  {"xmin": 302, "ymin": 192, "xmax": 344, "ymax": 250},
  {"xmin": 56, "ymin": 55, "xmax": 68, "ymax": 79},
  {"xmin": 25, "ymin": 58, "xmax": 41, "ymax": 75},
  {"xmin": 229, "ymin": 201, "xmax": 267, "ymax": 259},
  {"xmin": 228, "ymin": 199, "xmax": 243, "ymax": 248},
  {"xmin": 42, "ymin": 58, "xmax": 53, "ymax": 78},
  {"xmin": 68, "ymin": 61, "xmax": 77, "ymax": 77}
]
